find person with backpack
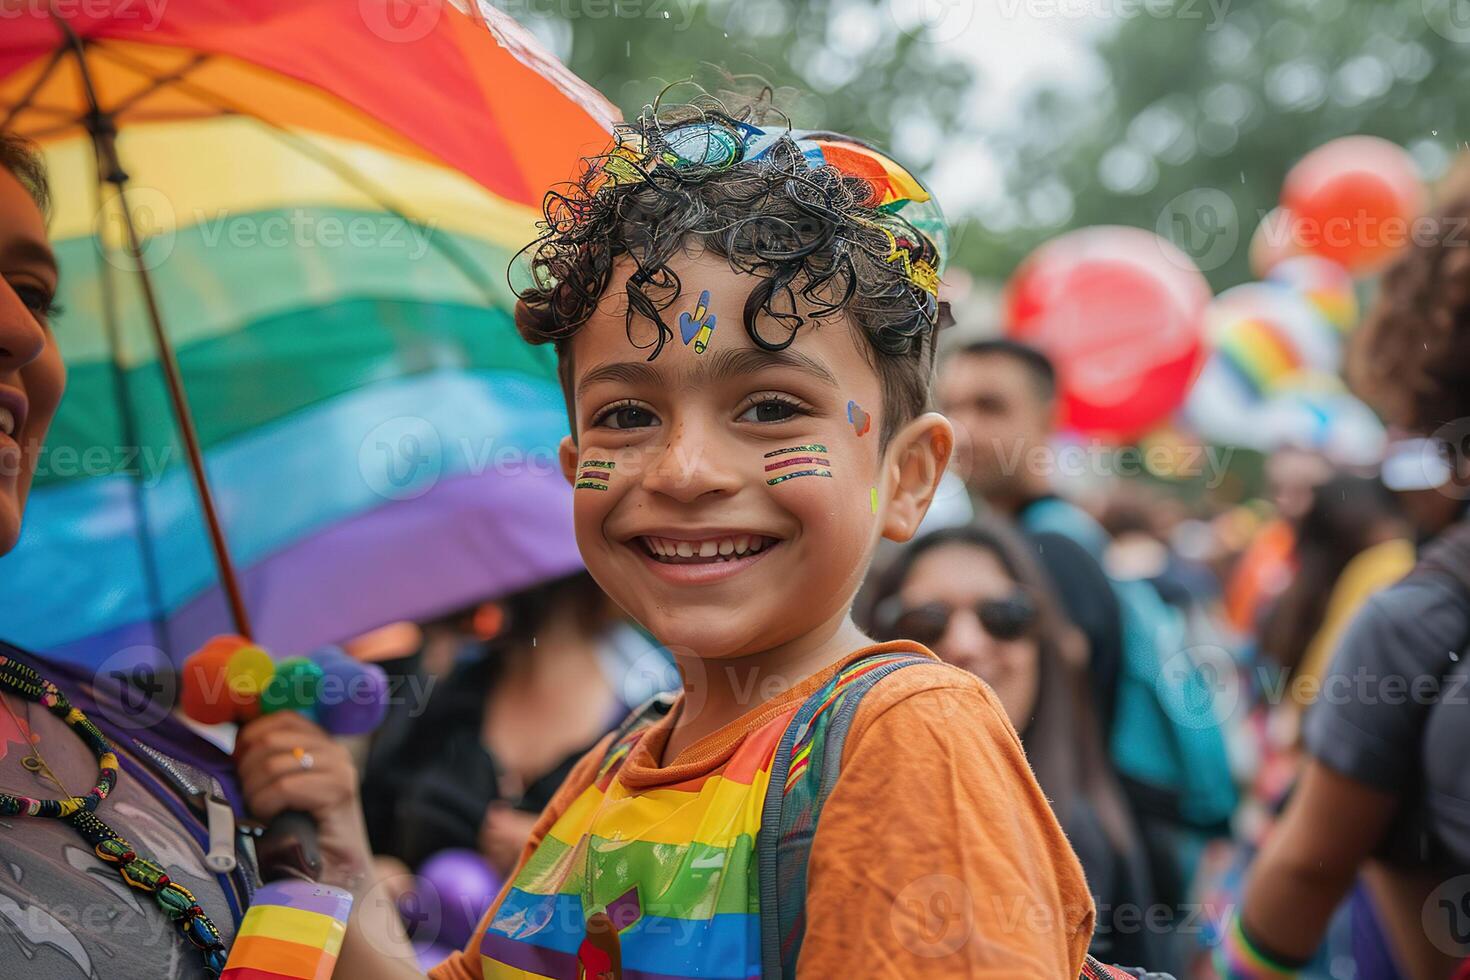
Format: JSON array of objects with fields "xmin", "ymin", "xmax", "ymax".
[
  {"xmin": 0, "ymin": 135, "xmax": 258, "ymax": 977},
  {"xmin": 230, "ymin": 97, "xmax": 1182, "ymax": 978},
  {"xmin": 1223, "ymin": 195, "xmax": 1470, "ymax": 979}
]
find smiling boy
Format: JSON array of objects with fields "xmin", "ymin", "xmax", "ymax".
[{"xmin": 238, "ymin": 99, "xmax": 1094, "ymax": 979}]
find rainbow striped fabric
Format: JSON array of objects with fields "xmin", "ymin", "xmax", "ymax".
[
  {"xmin": 479, "ymin": 652, "xmax": 923, "ymax": 980},
  {"xmin": 0, "ymin": 4, "xmax": 616, "ymax": 662},
  {"xmin": 479, "ymin": 710, "xmax": 789, "ymax": 980}
]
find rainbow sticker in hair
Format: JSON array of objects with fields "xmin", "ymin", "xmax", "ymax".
[
  {"xmin": 764, "ymin": 444, "xmax": 832, "ymax": 485},
  {"xmin": 576, "ymin": 459, "xmax": 615, "ymax": 491}
]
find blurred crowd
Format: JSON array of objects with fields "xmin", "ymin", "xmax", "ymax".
[{"xmin": 352, "ymin": 218, "xmax": 1470, "ymax": 976}]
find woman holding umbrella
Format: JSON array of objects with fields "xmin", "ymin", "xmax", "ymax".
[{"xmin": 0, "ymin": 134, "xmax": 253, "ymax": 978}]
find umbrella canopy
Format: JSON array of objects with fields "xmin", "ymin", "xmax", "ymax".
[{"xmin": 0, "ymin": 3, "xmax": 613, "ymax": 663}]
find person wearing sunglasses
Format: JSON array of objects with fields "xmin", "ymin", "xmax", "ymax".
[{"xmin": 868, "ymin": 518, "xmax": 1160, "ymax": 969}]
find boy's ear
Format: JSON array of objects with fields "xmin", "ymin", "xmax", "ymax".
[
  {"xmin": 559, "ymin": 435, "xmax": 579, "ymax": 488},
  {"xmin": 881, "ymin": 412, "xmax": 954, "ymax": 544}
]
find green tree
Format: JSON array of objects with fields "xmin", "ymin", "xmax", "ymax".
[
  {"xmin": 490, "ymin": 0, "xmax": 977, "ymax": 175},
  {"xmin": 953, "ymin": 0, "xmax": 1470, "ymax": 289}
]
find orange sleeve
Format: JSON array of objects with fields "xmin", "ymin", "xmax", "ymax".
[
  {"xmin": 797, "ymin": 664, "xmax": 1095, "ymax": 979},
  {"xmin": 427, "ymin": 730, "xmax": 618, "ymax": 980}
]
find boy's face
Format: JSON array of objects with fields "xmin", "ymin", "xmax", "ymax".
[{"xmin": 560, "ymin": 251, "xmax": 949, "ymax": 659}]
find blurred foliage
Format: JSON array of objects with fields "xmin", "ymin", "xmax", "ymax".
[
  {"xmin": 497, "ymin": 0, "xmax": 1470, "ymax": 293},
  {"xmin": 490, "ymin": 0, "xmax": 977, "ymax": 175},
  {"xmin": 955, "ymin": 0, "xmax": 1470, "ymax": 291}
]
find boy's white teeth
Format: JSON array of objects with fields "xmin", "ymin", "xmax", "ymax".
[
  {"xmin": 0, "ymin": 408, "xmax": 13, "ymax": 437},
  {"xmin": 641, "ymin": 534, "xmax": 775, "ymax": 563}
]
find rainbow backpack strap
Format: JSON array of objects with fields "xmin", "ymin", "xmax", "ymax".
[{"xmin": 755, "ymin": 651, "xmax": 929, "ymax": 977}]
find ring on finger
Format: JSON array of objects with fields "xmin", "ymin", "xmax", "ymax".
[{"xmin": 291, "ymin": 746, "xmax": 315, "ymax": 771}]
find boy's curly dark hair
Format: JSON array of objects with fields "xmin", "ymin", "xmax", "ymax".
[
  {"xmin": 0, "ymin": 133, "xmax": 51, "ymax": 217},
  {"xmin": 1349, "ymin": 194, "xmax": 1470, "ymax": 434},
  {"xmin": 512, "ymin": 92, "xmax": 947, "ymax": 443}
]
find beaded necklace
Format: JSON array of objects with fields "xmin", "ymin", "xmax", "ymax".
[{"xmin": 0, "ymin": 654, "xmax": 229, "ymax": 975}]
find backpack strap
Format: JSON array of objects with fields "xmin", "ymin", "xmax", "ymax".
[
  {"xmin": 593, "ymin": 691, "xmax": 677, "ymax": 784},
  {"xmin": 756, "ymin": 651, "xmax": 929, "ymax": 977},
  {"xmin": 752, "ymin": 652, "xmax": 1178, "ymax": 980}
]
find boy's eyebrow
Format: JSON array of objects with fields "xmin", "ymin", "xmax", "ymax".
[
  {"xmin": 703, "ymin": 347, "xmax": 839, "ymax": 387},
  {"xmin": 576, "ymin": 360, "xmax": 663, "ymax": 397},
  {"xmin": 575, "ymin": 347, "xmax": 839, "ymax": 398}
]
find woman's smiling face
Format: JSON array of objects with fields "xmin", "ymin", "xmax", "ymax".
[
  {"xmin": 559, "ymin": 251, "xmax": 944, "ymax": 659},
  {"xmin": 0, "ymin": 162, "xmax": 64, "ymax": 556}
]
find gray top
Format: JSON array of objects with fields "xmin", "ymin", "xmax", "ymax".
[
  {"xmin": 1304, "ymin": 575, "xmax": 1470, "ymax": 868},
  {"xmin": 0, "ymin": 693, "xmax": 237, "ymax": 979}
]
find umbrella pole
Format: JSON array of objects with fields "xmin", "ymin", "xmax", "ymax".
[{"xmin": 55, "ymin": 25, "xmax": 255, "ymax": 641}]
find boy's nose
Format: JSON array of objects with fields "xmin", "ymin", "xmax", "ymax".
[
  {"xmin": 641, "ymin": 420, "xmax": 743, "ymax": 503},
  {"xmin": 0, "ymin": 285, "xmax": 48, "ymax": 375}
]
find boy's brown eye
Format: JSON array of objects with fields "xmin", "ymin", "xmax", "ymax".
[
  {"xmin": 739, "ymin": 398, "xmax": 801, "ymax": 423},
  {"xmin": 596, "ymin": 404, "xmax": 659, "ymax": 430}
]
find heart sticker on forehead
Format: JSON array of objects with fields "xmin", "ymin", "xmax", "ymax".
[
  {"xmin": 678, "ymin": 289, "xmax": 717, "ymax": 354},
  {"xmin": 847, "ymin": 400, "xmax": 872, "ymax": 437}
]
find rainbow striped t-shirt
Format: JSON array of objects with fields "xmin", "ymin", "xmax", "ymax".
[{"xmin": 478, "ymin": 703, "xmax": 792, "ymax": 980}]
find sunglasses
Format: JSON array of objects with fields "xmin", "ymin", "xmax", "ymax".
[{"xmin": 874, "ymin": 593, "xmax": 1038, "ymax": 647}]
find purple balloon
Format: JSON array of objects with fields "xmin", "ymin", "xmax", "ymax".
[
  {"xmin": 416, "ymin": 849, "xmax": 503, "ymax": 949},
  {"xmin": 309, "ymin": 652, "xmax": 388, "ymax": 735}
]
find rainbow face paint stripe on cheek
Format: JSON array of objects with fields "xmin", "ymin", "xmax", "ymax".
[
  {"xmin": 764, "ymin": 443, "xmax": 833, "ymax": 485},
  {"xmin": 576, "ymin": 459, "xmax": 614, "ymax": 491}
]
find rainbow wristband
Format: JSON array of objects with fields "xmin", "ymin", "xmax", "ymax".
[{"xmin": 1214, "ymin": 913, "xmax": 1303, "ymax": 980}]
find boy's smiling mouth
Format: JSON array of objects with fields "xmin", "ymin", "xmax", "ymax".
[
  {"xmin": 622, "ymin": 529, "xmax": 785, "ymax": 584},
  {"xmin": 638, "ymin": 533, "xmax": 780, "ymax": 563}
]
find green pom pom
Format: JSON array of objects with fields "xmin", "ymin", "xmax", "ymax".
[{"xmin": 259, "ymin": 658, "xmax": 323, "ymax": 714}]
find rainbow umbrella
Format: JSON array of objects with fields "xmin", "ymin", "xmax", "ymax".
[{"xmin": 0, "ymin": 3, "xmax": 614, "ymax": 664}]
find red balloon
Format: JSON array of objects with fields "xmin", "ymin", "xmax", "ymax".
[
  {"xmin": 1280, "ymin": 136, "xmax": 1424, "ymax": 275},
  {"xmin": 1004, "ymin": 226, "xmax": 1211, "ymax": 441}
]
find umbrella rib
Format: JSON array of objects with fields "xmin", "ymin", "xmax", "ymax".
[
  {"xmin": 0, "ymin": 43, "xmax": 69, "ymax": 133},
  {"xmin": 102, "ymin": 50, "xmax": 214, "ymax": 119},
  {"xmin": 81, "ymin": 41, "xmax": 503, "ymax": 305}
]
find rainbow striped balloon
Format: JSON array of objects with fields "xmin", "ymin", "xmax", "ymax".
[{"xmin": 0, "ymin": 5, "xmax": 616, "ymax": 663}]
